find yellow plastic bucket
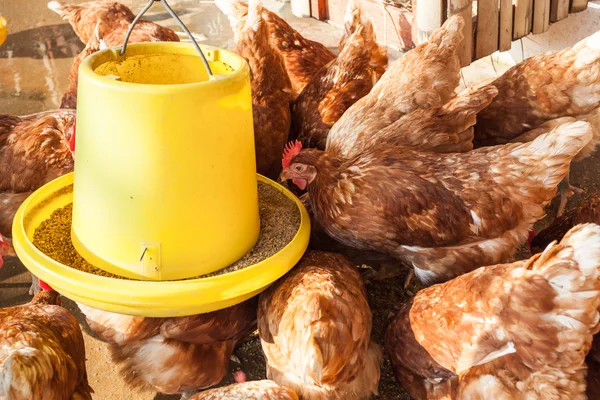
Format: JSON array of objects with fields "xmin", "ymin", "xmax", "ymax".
[
  {"xmin": 72, "ymin": 42, "xmax": 259, "ymax": 281},
  {"xmin": 0, "ymin": 17, "xmax": 7, "ymax": 47}
]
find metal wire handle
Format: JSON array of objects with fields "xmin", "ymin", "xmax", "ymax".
[{"xmin": 120, "ymin": 0, "xmax": 213, "ymax": 76}]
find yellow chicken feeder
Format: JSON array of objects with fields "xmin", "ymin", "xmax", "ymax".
[
  {"xmin": 0, "ymin": 16, "xmax": 7, "ymax": 47},
  {"xmin": 11, "ymin": 0, "xmax": 310, "ymax": 317}
]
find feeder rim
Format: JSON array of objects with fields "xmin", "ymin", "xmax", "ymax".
[
  {"xmin": 12, "ymin": 173, "xmax": 310, "ymax": 295},
  {"xmin": 79, "ymin": 42, "xmax": 249, "ymax": 92},
  {"xmin": 12, "ymin": 171, "xmax": 310, "ymax": 316}
]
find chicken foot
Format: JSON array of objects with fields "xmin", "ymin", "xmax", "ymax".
[
  {"xmin": 557, "ymin": 173, "xmax": 584, "ymax": 217},
  {"xmin": 29, "ymin": 273, "xmax": 41, "ymax": 296}
]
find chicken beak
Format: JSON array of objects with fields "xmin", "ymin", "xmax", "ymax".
[{"xmin": 279, "ymin": 169, "xmax": 290, "ymax": 183}]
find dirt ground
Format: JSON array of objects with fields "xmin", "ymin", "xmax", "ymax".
[{"xmin": 1, "ymin": 0, "xmax": 600, "ymax": 399}]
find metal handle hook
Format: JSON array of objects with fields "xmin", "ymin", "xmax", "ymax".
[{"xmin": 120, "ymin": 0, "xmax": 213, "ymax": 77}]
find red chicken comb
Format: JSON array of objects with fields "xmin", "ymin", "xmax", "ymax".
[
  {"xmin": 68, "ymin": 120, "xmax": 76, "ymax": 153},
  {"xmin": 0, "ymin": 235, "xmax": 8, "ymax": 269},
  {"xmin": 282, "ymin": 140, "xmax": 302, "ymax": 169},
  {"xmin": 39, "ymin": 279, "xmax": 53, "ymax": 291}
]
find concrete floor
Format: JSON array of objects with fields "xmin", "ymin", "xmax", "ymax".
[{"xmin": 1, "ymin": 0, "xmax": 600, "ymax": 399}]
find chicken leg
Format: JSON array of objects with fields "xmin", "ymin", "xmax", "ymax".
[
  {"xmin": 29, "ymin": 274, "xmax": 41, "ymax": 296},
  {"xmin": 557, "ymin": 172, "xmax": 584, "ymax": 217}
]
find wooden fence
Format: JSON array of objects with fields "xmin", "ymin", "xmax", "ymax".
[{"xmin": 296, "ymin": 0, "xmax": 592, "ymax": 66}]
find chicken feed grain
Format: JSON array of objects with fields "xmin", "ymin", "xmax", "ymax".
[{"xmin": 32, "ymin": 182, "xmax": 301, "ymax": 280}]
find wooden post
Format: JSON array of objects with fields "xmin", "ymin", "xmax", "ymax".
[
  {"xmin": 476, "ymin": 0, "xmax": 500, "ymax": 58},
  {"xmin": 499, "ymin": 0, "xmax": 513, "ymax": 51},
  {"xmin": 513, "ymin": 0, "xmax": 533, "ymax": 39},
  {"xmin": 415, "ymin": 0, "xmax": 444, "ymax": 44},
  {"xmin": 550, "ymin": 0, "xmax": 569, "ymax": 21},
  {"xmin": 532, "ymin": 0, "xmax": 551, "ymax": 34},
  {"xmin": 310, "ymin": 0, "xmax": 327, "ymax": 20},
  {"xmin": 449, "ymin": 0, "xmax": 473, "ymax": 66},
  {"xmin": 570, "ymin": 0, "xmax": 589, "ymax": 13}
]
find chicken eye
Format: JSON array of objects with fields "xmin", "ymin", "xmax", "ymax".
[{"xmin": 294, "ymin": 165, "xmax": 304, "ymax": 172}]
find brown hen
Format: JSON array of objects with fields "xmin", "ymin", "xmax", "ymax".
[
  {"xmin": 386, "ymin": 223, "xmax": 600, "ymax": 399},
  {"xmin": 0, "ymin": 290, "xmax": 93, "ymax": 400},
  {"xmin": 474, "ymin": 30, "xmax": 600, "ymax": 147},
  {"xmin": 216, "ymin": 0, "xmax": 335, "ymax": 99},
  {"xmin": 280, "ymin": 121, "xmax": 592, "ymax": 285},
  {"xmin": 258, "ymin": 251, "xmax": 382, "ymax": 399},
  {"xmin": 223, "ymin": 0, "xmax": 292, "ymax": 180},
  {"xmin": 77, "ymin": 297, "xmax": 257, "ymax": 397},
  {"xmin": 190, "ymin": 380, "xmax": 298, "ymax": 399},
  {"xmin": 48, "ymin": 0, "xmax": 180, "ymax": 45},
  {"xmin": 325, "ymin": 15, "xmax": 464, "ymax": 158},
  {"xmin": 291, "ymin": 2, "xmax": 388, "ymax": 149},
  {"xmin": 0, "ymin": 110, "xmax": 75, "ymax": 238}
]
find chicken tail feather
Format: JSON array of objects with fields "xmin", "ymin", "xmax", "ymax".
[
  {"xmin": 442, "ymin": 85, "xmax": 499, "ymax": 117},
  {"xmin": 245, "ymin": 0, "xmax": 263, "ymax": 32},
  {"xmin": 47, "ymin": 1, "xmax": 73, "ymax": 18},
  {"xmin": 428, "ymin": 15, "xmax": 465, "ymax": 53},
  {"xmin": 528, "ymin": 223, "xmax": 600, "ymax": 336},
  {"xmin": 215, "ymin": 0, "xmax": 248, "ymax": 42},
  {"xmin": 509, "ymin": 120, "xmax": 592, "ymax": 192}
]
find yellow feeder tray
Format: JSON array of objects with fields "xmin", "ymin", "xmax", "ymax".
[
  {"xmin": 0, "ymin": 16, "xmax": 7, "ymax": 47},
  {"xmin": 12, "ymin": 173, "xmax": 310, "ymax": 317}
]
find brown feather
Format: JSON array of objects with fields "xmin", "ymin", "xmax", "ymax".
[
  {"xmin": 474, "ymin": 31, "xmax": 600, "ymax": 146},
  {"xmin": 0, "ymin": 291, "xmax": 93, "ymax": 400}
]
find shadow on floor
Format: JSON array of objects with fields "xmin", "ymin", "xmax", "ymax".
[{"xmin": 0, "ymin": 23, "xmax": 83, "ymax": 59}]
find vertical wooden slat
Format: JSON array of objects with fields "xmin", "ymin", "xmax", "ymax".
[
  {"xmin": 550, "ymin": 0, "xmax": 569, "ymax": 22},
  {"xmin": 570, "ymin": 0, "xmax": 589, "ymax": 13},
  {"xmin": 499, "ymin": 0, "xmax": 513, "ymax": 51},
  {"xmin": 448, "ymin": 0, "xmax": 473, "ymax": 66},
  {"xmin": 310, "ymin": 0, "xmax": 327, "ymax": 20},
  {"xmin": 532, "ymin": 0, "xmax": 551, "ymax": 34},
  {"xmin": 513, "ymin": 0, "xmax": 533, "ymax": 39},
  {"xmin": 415, "ymin": 0, "xmax": 444, "ymax": 44},
  {"xmin": 476, "ymin": 0, "xmax": 500, "ymax": 58}
]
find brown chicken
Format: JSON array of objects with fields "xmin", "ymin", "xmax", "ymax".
[
  {"xmin": 0, "ymin": 110, "xmax": 75, "ymax": 238},
  {"xmin": 216, "ymin": 0, "xmax": 335, "ymax": 99},
  {"xmin": 510, "ymin": 109, "xmax": 600, "ymax": 215},
  {"xmin": 258, "ymin": 251, "xmax": 382, "ymax": 399},
  {"xmin": 385, "ymin": 223, "xmax": 600, "ymax": 399},
  {"xmin": 300, "ymin": 84, "xmax": 498, "ymax": 244},
  {"xmin": 77, "ymin": 297, "xmax": 257, "ymax": 398},
  {"xmin": 474, "ymin": 30, "xmax": 600, "ymax": 147},
  {"xmin": 291, "ymin": 3, "xmax": 388, "ymax": 149},
  {"xmin": 221, "ymin": 0, "xmax": 292, "ymax": 180},
  {"xmin": 325, "ymin": 15, "xmax": 464, "ymax": 158},
  {"xmin": 280, "ymin": 121, "xmax": 592, "ymax": 285},
  {"xmin": 190, "ymin": 380, "xmax": 298, "ymax": 399},
  {"xmin": 60, "ymin": 21, "xmax": 106, "ymax": 109},
  {"xmin": 48, "ymin": 0, "xmax": 180, "ymax": 46},
  {"xmin": 0, "ymin": 290, "xmax": 93, "ymax": 400}
]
